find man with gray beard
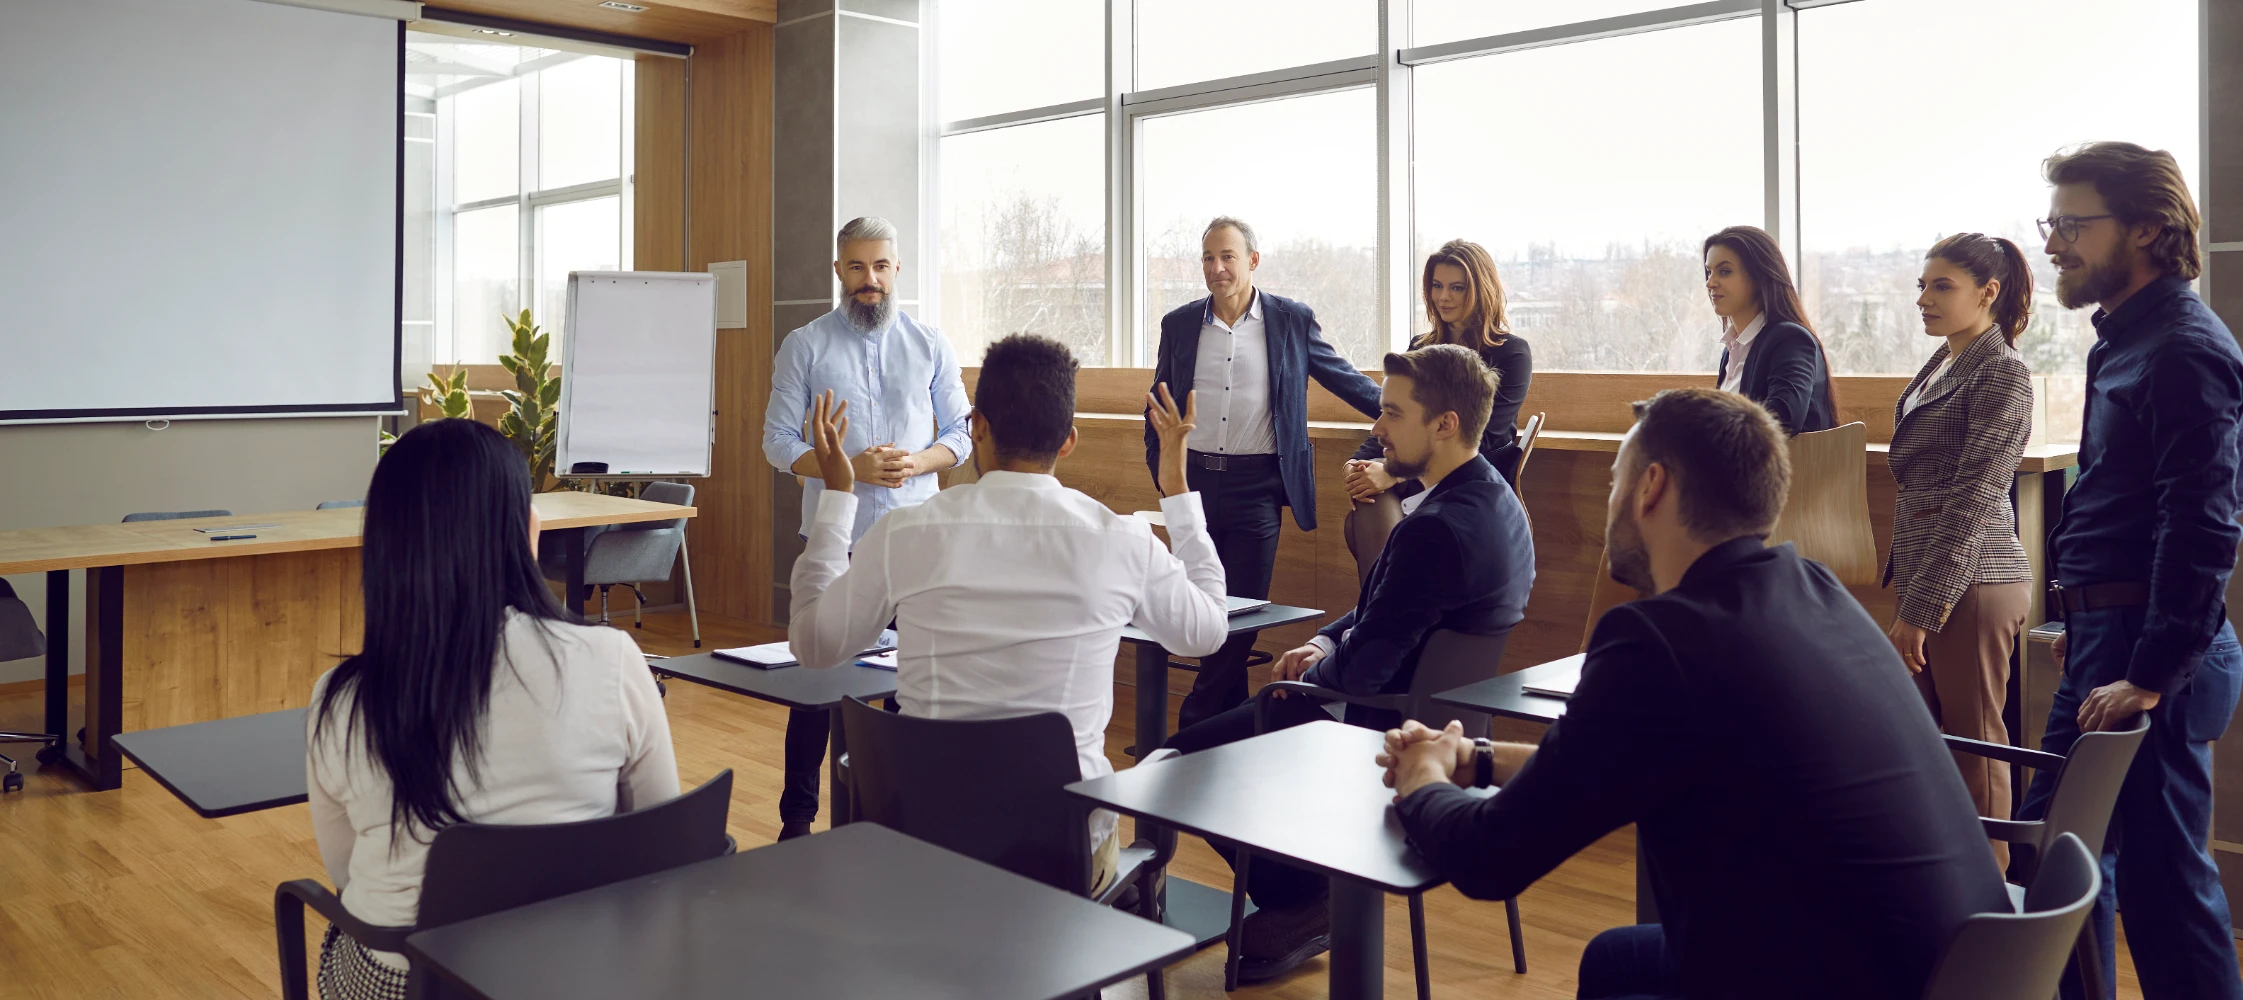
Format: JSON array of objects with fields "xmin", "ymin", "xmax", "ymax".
[{"xmin": 761, "ymin": 216, "xmax": 972, "ymax": 840}]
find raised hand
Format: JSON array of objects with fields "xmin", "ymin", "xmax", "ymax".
[
  {"xmin": 807, "ymin": 390, "xmax": 854, "ymax": 494},
  {"xmin": 1146, "ymin": 382, "xmax": 1197, "ymax": 498}
]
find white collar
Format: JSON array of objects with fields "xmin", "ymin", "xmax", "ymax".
[
  {"xmin": 1204, "ymin": 289, "xmax": 1263, "ymax": 329},
  {"xmin": 974, "ymin": 470, "xmax": 1062, "ymax": 489},
  {"xmin": 1723, "ymin": 312, "xmax": 1768, "ymax": 349}
]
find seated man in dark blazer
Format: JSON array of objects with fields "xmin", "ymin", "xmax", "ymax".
[
  {"xmin": 1381, "ymin": 388, "xmax": 2009, "ymax": 1000},
  {"xmin": 1165, "ymin": 343, "xmax": 1536, "ymax": 982}
]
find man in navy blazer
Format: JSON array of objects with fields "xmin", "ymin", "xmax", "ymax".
[{"xmin": 1144, "ymin": 217, "xmax": 1383, "ymax": 730}]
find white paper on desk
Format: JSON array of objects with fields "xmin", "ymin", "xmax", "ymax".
[{"xmin": 713, "ymin": 640, "xmax": 797, "ymax": 667}]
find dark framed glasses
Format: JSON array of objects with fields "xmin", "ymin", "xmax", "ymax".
[{"xmin": 2038, "ymin": 214, "xmax": 2115, "ymax": 243}]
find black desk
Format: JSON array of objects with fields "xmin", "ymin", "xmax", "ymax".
[
  {"xmin": 1117, "ymin": 603, "xmax": 1324, "ymax": 948},
  {"xmin": 403, "ymin": 822, "xmax": 1196, "ymax": 1000},
  {"xmin": 1067, "ymin": 720, "xmax": 1440, "ymax": 1000},
  {"xmin": 650, "ymin": 652, "xmax": 896, "ymax": 825},
  {"xmin": 112, "ymin": 708, "xmax": 308, "ymax": 818}
]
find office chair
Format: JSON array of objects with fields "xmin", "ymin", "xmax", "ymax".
[
  {"xmin": 122, "ymin": 509, "xmax": 232, "ymax": 522},
  {"xmin": 274, "ymin": 770, "xmax": 734, "ymax": 1000},
  {"xmin": 1249, "ymin": 629, "xmax": 1524, "ymax": 997},
  {"xmin": 1766, "ymin": 421, "xmax": 1879, "ymax": 584},
  {"xmin": 1920, "ymin": 832, "xmax": 2102, "ymax": 1000},
  {"xmin": 839, "ymin": 697, "xmax": 1174, "ymax": 1000},
  {"xmin": 1938, "ymin": 713, "xmax": 2147, "ymax": 1000},
  {"xmin": 575, "ymin": 482, "xmax": 701, "ymax": 648},
  {"xmin": 314, "ymin": 500, "xmax": 364, "ymax": 510},
  {"xmin": 0, "ymin": 578, "xmax": 61, "ymax": 793}
]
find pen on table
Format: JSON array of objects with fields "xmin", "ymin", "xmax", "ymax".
[{"xmin": 209, "ymin": 534, "xmax": 257, "ymax": 541}]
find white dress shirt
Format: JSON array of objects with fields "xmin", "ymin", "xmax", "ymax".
[
  {"xmin": 308, "ymin": 613, "xmax": 678, "ymax": 970},
  {"xmin": 1186, "ymin": 290, "xmax": 1277, "ymax": 456},
  {"xmin": 788, "ymin": 471, "xmax": 1230, "ymax": 849},
  {"xmin": 1717, "ymin": 312, "xmax": 1770, "ymax": 395}
]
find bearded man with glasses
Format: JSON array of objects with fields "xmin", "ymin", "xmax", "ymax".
[{"xmin": 2032, "ymin": 141, "xmax": 2243, "ymax": 1000}]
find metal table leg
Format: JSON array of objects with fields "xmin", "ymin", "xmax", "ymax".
[
  {"xmin": 43, "ymin": 570, "xmax": 68, "ymax": 745},
  {"xmin": 1329, "ymin": 878, "xmax": 1385, "ymax": 1000},
  {"xmin": 558, "ymin": 527, "xmax": 588, "ymax": 617},
  {"xmin": 827, "ymin": 702, "xmax": 851, "ymax": 827}
]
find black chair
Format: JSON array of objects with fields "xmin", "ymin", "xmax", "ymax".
[
  {"xmin": 1921, "ymin": 832, "xmax": 2103, "ymax": 999},
  {"xmin": 839, "ymin": 696, "xmax": 1173, "ymax": 999},
  {"xmin": 1942, "ymin": 713, "xmax": 2148, "ymax": 1000},
  {"xmin": 0, "ymin": 578, "xmax": 61, "ymax": 792},
  {"xmin": 274, "ymin": 769, "xmax": 734, "ymax": 999},
  {"xmin": 1246, "ymin": 628, "xmax": 1522, "ymax": 997}
]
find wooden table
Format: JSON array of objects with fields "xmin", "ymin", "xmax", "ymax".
[
  {"xmin": 1067, "ymin": 721, "xmax": 1441, "ymax": 1000},
  {"xmin": 0, "ymin": 493, "xmax": 693, "ymax": 791},
  {"xmin": 402, "ymin": 822, "xmax": 1197, "ymax": 1000},
  {"xmin": 649, "ymin": 652, "xmax": 896, "ymax": 826}
]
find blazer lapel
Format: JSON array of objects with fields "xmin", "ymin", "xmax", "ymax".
[
  {"xmin": 1167, "ymin": 297, "xmax": 1208, "ymax": 394},
  {"xmin": 1262, "ymin": 291, "xmax": 1292, "ymax": 391},
  {"xmin": 1896, "ymin": 330, "xmax": 2003, "ymax": 430}
]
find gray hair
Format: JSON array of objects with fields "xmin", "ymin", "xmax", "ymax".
[
  {"xmin": 835, "ymin": 216, "xmax": 899, "ymax": 257},
  {"xmin": 1202, "ymin": 216, "xmax": 1258, "ymax": 254}
]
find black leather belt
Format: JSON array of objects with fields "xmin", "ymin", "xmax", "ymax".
[
  {"xmin": 1188, "ymin": 450, "xmax": 1277, "ymax": 472},
  {"xmin": 2051, "ymin": 581, "xmax": 2151, "ymax": 617}
]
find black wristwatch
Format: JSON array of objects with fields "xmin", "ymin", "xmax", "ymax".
[{"xmin": 1472, "ymin": 738, "xmax": 1496, "ymax": 789}]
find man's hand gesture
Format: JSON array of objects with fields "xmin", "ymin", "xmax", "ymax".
[
  {"xmin": 807, "ymin": 390, "xmax": 854, "ymax": 494},
  {"xmin": 857, "ymin": 444, "xmax": 913, "ymax": 489},
  {"xmin": 1147, "ymin": 382, "xmax": 1197, "ymax": 498}
]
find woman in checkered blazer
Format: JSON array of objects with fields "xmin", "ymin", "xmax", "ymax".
[{"xmin": 1884, "ymin": 232, "xmax": 2038, "ymax": 867}]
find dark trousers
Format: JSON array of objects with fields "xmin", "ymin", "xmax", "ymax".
[
  {"xmin": 1577, "ymin": 924, "xmax": 1680, "ymax": 1000},
  {"xmin": 1165, "ymin": 692, "xmax": 1351, "ymax": 910},
  {"xmin": 1177, "ymin": 457, "xmax": 1287, "ymax": 733},
  {"xmin": 779, "ymin": 707, "xmax": 829, "ymax": 824},
  {"xmin": 2022, "ymin": 606, "xmax": 2243, "ymax": 1000}
]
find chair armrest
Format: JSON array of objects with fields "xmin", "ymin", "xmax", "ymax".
[
  {"xmin": 1942, "ymin": 734, "xmax": 2066, "ymax": 771},
  {"xmin": 1251, "ymin": 682, "xmax": 1404, "ymax": 734},
  {"xmin": 276, "ymin": 879, "xmax": 416, "ymax": 956},
  {"xmin": 1981, "ymin": 817, "xmax": 2043, "ymax": 844}
]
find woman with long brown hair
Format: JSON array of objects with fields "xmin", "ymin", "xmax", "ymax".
[
  {"xmin": 1885, "ymin": 232, "xmax": 2036, "ymax": 867},
  {"xmin": 1342, "ymin": 239, "xmax": 1532, "ymax": 584},
  {"xmin": 1704, "ymin": 225, "xmax": 1837, "ymax": 435}
]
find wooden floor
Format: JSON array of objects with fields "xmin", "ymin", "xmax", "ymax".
[{"xmin": 0, "ymin": 610, "xmax": 2166, "ymax": 998}]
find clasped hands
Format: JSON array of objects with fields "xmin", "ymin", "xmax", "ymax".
[
  {"xmin": 1376, "ymin": 719, "xmax": 1475, "ymax": 802},
  {"xmin": 803, "ymin": 390, "xmax": 915, "ymax": 492},
  {"xmin": 1344, "ymin": 459, "xmax": 1398, "ymax": 503}
]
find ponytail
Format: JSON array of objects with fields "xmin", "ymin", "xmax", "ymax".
[{"xmin": 1926, "ymin": 232, "xmax": 2036, "ymax": 346}]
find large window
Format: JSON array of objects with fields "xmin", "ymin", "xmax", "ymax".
[
  {"xmin": 404, "ymin": 32, "xmax": 632, "ymax": 367},
  {"xmin": 931, "ymin": 1, "xmax": 2203, "ymax": 384},
  {"xmin": 1413, "ymin": 18, "xmax": 1760, "ymax": 372},
  {"xmin": 1140, "ymin": 89, "xmax": 1380, "ymax": 365},
  {"xmin": 1797, "ymin": 0, "xmax": 2200, "ymax": 377}
]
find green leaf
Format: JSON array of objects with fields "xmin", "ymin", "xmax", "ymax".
[{"xmin": 539, "ymin": 379, "xmax": 561, "ymax": 407}]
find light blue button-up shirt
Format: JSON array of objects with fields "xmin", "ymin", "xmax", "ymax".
[{"xmin": 763, "ymin": 307, "xmax": 973, "ymax": 541}]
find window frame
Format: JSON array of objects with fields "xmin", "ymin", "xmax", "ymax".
[{"xmin": 428, "ymin": 47, "xmax": 633, "ymax": 365}]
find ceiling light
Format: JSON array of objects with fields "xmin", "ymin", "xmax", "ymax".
[
  {"xmin": 598, "ymin": 1, "xmax": 649, "ymax": 10},
  {"xmin": 472, "ymin": 27, "xmax": 515, "ymax": 35}
]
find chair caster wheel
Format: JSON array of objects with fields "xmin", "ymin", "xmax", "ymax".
[
  {"xmin": 35, "ymin": 745, "xmax": 63, "ymax": 764},
  {"xmin": 76, "ymin": 726, "xmax": 85, "ymax": 742},
  {"xmin": 693, "ymin": 640, "xmax": 702, "ymax": 649},
  {"xmin": 656, "ymin": 680, "xmax": 668, "ymax": 698},
  {"xmin": 3, "ymin": 772, "xmax": 22, "ymax": 793}
]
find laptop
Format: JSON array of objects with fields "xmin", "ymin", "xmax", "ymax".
[
  {"xmin": 1520, "ymin": 653, "xmax": 1587, "ymax": 699},
  {"xmin": 1225, "ymin": 596, "xmax": 1271, "ymax": 617}
]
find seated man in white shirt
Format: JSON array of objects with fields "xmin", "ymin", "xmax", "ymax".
[{"xmin": 788, "ymin": 333, "xmax": 1230, "ymax": 889}]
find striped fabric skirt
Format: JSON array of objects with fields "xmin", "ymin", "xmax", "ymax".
[{"xmin": 318, "ymin": 925, "xmax": 410, "ymax": 1000}]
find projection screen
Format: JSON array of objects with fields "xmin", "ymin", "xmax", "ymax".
[{"xmin": 0, "ymin": 0, "xmax": 405, "ymax": 423}]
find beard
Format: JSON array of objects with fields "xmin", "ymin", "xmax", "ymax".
[
  {"xmin": 2055, "ymin": 240, "xmax": 2136, "ymax": 310},
  {"xmin": 1383, "ymin": 441, "xmax": 1429, "ymax": 480},
  {"xmin": 844, "ymin": 286, "xmax": 894, "ymax": 331},
  {"xmin": 1606, "ymin": 500, "xmax": 1655, "ymax": 594}
]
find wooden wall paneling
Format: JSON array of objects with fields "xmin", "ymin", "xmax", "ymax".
[
  {"xmin": 425, "ymin": 0, "xmax": 774, "ymax": 45},
  {"xmin": 634, "ymin": 55, "xmax": 688, "ymax": 273},
  {"xmin": 679, "ymin": 27, "xmax": 775, "ymax": 623}
]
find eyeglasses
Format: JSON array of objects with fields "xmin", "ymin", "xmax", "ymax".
[{"xmin": 2038, "ymin": 214, "xmax": 2115, "ymax": 243}]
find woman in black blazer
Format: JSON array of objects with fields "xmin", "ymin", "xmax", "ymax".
[
  {"xmin": 1342, "ymin": 239, "xmax": 1532, "ymax": 585},
  {"xmin": 1704, "ymin": 225, "xmax": 1837, "ymax": 435}
]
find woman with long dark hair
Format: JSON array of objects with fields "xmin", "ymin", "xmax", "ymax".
[
  {"xmin": 1704, "ymin": 225, "xmax": 1837, "ymax": 435},
  {"xmin": 1342, "ymin": 239, "xmax": 1533, "ymax": 585},
  {"xmin": 1885, "ymin": 232, "xmax": 2036, "ymax": 867},
  {"xmin": 307, "ymin": 418, "xmax": 677, "ymax": 999}
]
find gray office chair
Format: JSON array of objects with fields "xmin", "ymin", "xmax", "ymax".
[
  {"xmin": 314, "ymin": 500, "xmax": 363, "ymax": 510},
  {"xmin": 1249, "ymin": 628, "xmax": 1522, "ymax": 996},
  {"xmin": 1941, "ymin": 712, "xmax": 2148, "ymax": 1000},
  {"xmin": 0, "ymin": 578, "xmax": 61, "ymax": 793},
  {"xmin": 274, "ymin": 769, "xmax": 734, "ymax": 1000},
  {"xmin": 580, "ymin": 481, "xmax": 700, "ymax": 647},
  {"xmin": 1920, "ymin": 832, "xmax": 2102, "ymax": 1000},
  {"xmin": 838, "ymin": 697, "xmax": 1173, "ymax": 1000},
  {"xmin": 122, "ymin": 509, "xmax": 232, "ymax": 522}
]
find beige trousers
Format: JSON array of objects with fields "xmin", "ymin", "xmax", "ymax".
[
  {"xmin": 1344, "ymin": 493, "xmax": 1407, "ymax": 589},
  {"xmin": 1914, "ymin": 580, "xmax": 2030, "ymax": 870},
  {"xmin": 1091, "ymin": 823, "xmax": 1122, "ymax": 896}
]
